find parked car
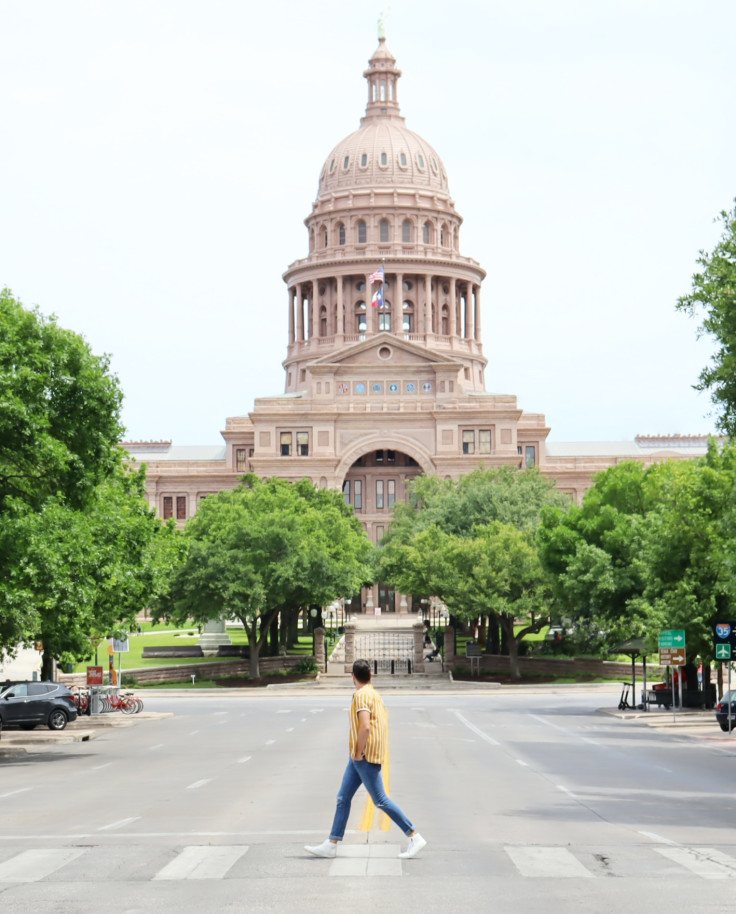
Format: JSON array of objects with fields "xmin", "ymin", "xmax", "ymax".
[
  {"xmin": 0, "ymin": 681, "xmax": 78, "ymax": 731},
  {"xmin": 715, "ymin": 690, "xmax": 736, "ymax": 732}
]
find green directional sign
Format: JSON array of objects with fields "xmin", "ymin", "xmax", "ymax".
[
  {"xmin": 716, "ymin": 643, "xmax": 732, "ymax": 660},
  {"xmin": 659, "ymin": 629, "xmax": 686, "ymax": 649}
]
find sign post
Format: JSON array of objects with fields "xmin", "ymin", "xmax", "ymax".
[{"xmin": 659, "ymin": 630, "xmax": 686, "ymax": 720}]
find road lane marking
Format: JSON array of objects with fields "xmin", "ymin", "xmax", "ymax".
[
  {"xmin": 153, "ymin": 845, "xmax": 249, "ymax": 880},
  {"xmin": 556, "ymin": 784, "xmax": 576, "ymax": 798},
  {"xmin": 452, "ymin": 710, "xmax": 499, "ymax": 745},
  {"xmin": 286, "ymin": 727, "xmax": 294, "ymax": 732},
  {"xmin": 638, "ymin": 831, "xmax": 678, "ymax": 845},
  {"xmin": 266, "ymin": 739, "xmax": 276, "ymax": 745},
  {"xmin": 0, "ymin": 849, "xmax": 85, "ymax": 882},
  {"xmin": 516, "ymin": 759, "xmax": 530, "ymax": 767},
  {"xmin": 98, "ymin": 817, "xmax": 141, "ymax": 831},
  {"xmin": 189, "ymin": 730, "xmax": 200, "ymax": 736},
  {"xmin": 654, "ymin": 846, "xmax": 736, "ymax": 878},
  {"xmin": 505, "ymin": 846, "xmax": 593, "ymax": 878},
  {"xmin": 149, "ymin": 744, "xmax": 165, "ymax": 750},
  {"xmin": 0, "ymin": 788, "xmax": 33, "ymax": 799},
  {"xmin": 237, "ymin": 756, "xmax": 252, "ymax": 764},
  {"xmin": 90, "ymin": 763, "xmax": 113, "ymax": 771},
  {"xmin": 528, "ymin": 714, "xmax": 600, "ymax": 746},
  {"xmin": 186, "ymin": 779, "xmax": 213, "ymax": 790},
  {"xmin": 277, "ymin": 710, "xmax": 291, "ymax": 714}
]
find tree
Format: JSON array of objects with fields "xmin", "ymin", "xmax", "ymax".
[
  {"xmin": 155, "ymin": 475, "xmax": 374, "ymax": 678},
  {"xmin": 676, "ymin": 201, "xmax": 736, "ymax": 436},
  {"xmin": 380, "ymin": 467, "xmax": 568, "ymax": 673},
  {"xmin": 0, "ymin": 288, "xmax": 124, "ymax": 513},
  {"xmin": 385, "ymin": 521, "xmax": 552, "ymax": 678},
  {"xmin": 0, "ymin": 464, "xmax": 181, "ymax": 678}
]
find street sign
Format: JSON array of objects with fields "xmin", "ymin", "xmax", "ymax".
[
  {"xmin": 86, "ymin": 666, "xmax": 104, "ymax": 686},
  {"xmin": 112, "ymin": 638, "xmax": 129, "ymax": 653},
  {"xmin": 659, "ymin": 630, "xmax": 686, "ymax": 649},
  {"xmin": 659, "ymin": 647, "xmax": 686, "ymax": 666},
  {"xmin": 713, "ymin": 621, "xmax": 736, "ymax": 661}
]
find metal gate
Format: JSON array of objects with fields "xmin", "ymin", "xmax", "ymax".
[{"xmin": 355, "ymin": 632, "xmax": 414, "ymax": 675}]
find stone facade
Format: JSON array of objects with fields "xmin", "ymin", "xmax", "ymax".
[{"xmin": 125, "ymin": 36, "xmax": 713, "ymax": 607}]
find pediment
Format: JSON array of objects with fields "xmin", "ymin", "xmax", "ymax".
[{"xmin": 308, "ymin": 334, "xmax": 462, "ymax": 373}]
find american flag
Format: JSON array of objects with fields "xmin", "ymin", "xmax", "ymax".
[
  {"xmin": 369, "ymin": 266, "xmax": 385, "ymax": 284},
  {"xmin": 371, "ymin": 287, "xmax": 383, "ymax": 308}
]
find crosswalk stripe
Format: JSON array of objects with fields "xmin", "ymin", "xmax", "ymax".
[
  {"xmin": 152, "ymin": 845, "xmax": 249, "ymax": 880},
  {"xmin": 653, "ymin": 846, "xmax": 736, "ymax": 879},
  {"xmin": 0, "ymin": 849, "xmax": 86, "ymax": 883},
  {"xmin": 505, "ymin": 846, "xmax": 594, "ymax": 878}
]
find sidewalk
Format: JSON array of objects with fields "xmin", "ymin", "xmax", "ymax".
[{"xmin": 0, "ymin": 711, "xmax": 172, "ymax": 755}]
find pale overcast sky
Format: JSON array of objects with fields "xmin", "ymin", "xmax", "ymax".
[{"xmin": 1, "ymin": 1, "xmax": 733, "ymax": 444}]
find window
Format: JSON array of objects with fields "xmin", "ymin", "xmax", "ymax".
[
  {"xmin": 163, "ymin": 496, "xmax": 187, "ymax": 520},
  {"xmin": 280, "ymin": 432, "xmax": 292, "ymax": 456},
  {"xmin": 354, "ymin": 480, "xmax": 363, "ymax": 510},
  {"xmin": 320, "ymin": 306, "xmax": 327, "ymax": 336},
  {"xmin": 375, "ymin": 525, "xmax": 384, "ymax": 542},
  {"xmin": 361, "ymin": 153, "xmax": 368, "ymax": 167},
  {"xmin": 380, "ymin": 152, "xmax": 387, "ymax": 166},
  {"xmin": 387, "ymin": 479, "xmax": 396, "ymax": 508},
  {"xmin": 379, "ymin": 312, "xmax": 391, "ymax": 331},
  {"xmin": 342, "ymin": 480, "xmax": 350, "ymax": 505},
  {"xmin": 357, "ymin": 313, "xmax": 367, "ymax": 332},
  {"xmin": 338, "ymin": 223, "xmax": 346, "ymax": 245},
  {"xmin": 400, "ymin": 152, "xmax": 407, "ymax": 166},
  {"xmin": 417, "ymin": 154, "xmax": 425, "ymax": 169},
  {"xmin": 357, "ymin": 221, "xmax": 367, "ymax": 244},
  {"xmin": 297, "ymin": 432, "xmax": 309, "ymax": 456},
  {"xmin": 235, "ymin": 448, "xmax": 247, "ymax": 472},
  {"xmin": 423, "ymin": 222, "xmax": 431, "ymax": 244},
  {"xmin": 479, "ymin": 430, "xmax": 491, "ymax": 454},
  {"xmin": 387, "ymin": 450, "xmax": 396, "ymax": 464},
  {"xmin": 376, "ymin": 479, "xmax": 384, "ymax": 509},
  {"xmin": 375, "ymin": 450, "xmax": 384, "ymax": 463},
  {"xmin": 462, "ymin": 431, "xmax": 475, "ymax": 455},
  {"xmin": 380, "ymin": 219, "xmax": 390, "ymax": 242},
  {"xmin": 525, "ymin": 446, "xmax": 536, "ymax": 468},
  {"xmin": 402, "ymin": 220, "xmax": 412, "ymax": 243},
  {"xmin": 402, "ymin": 314, "xmax": 413, "ymax": 332}
]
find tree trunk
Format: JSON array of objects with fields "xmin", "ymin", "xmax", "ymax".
[
  {"xmin": 248, "ymin": 629, "xmax": 261, "ymax": 679},
  {"xmin": 500, "ymin": 616, "xmax": 521, "ymax": 680},
  {"xmin": 487, "ymin": 618, "xmax": 500, "ymax": 654},
  {"xmin": 268, "ymin": 616, "xmax": 279, "ymax": 656},
  {"xmin": 41, "ymin": 650, "xmax": 55, "ymax": 682}
]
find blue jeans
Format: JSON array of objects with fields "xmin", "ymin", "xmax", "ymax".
[{"xmin": 329, "ymin": 757, "xmax": 414, "ymax": 841}]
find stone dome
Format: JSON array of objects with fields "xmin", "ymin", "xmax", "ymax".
[{"xmin": 316, "ymin": 38, "xmax": 451, "ymax": 200}]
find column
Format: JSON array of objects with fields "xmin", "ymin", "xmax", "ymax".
[
  {"xmin": 450, "ymin": 279, "xmax": 457, "ymax": 338},
  {"xmin": 393, "ymin": 270, "xmax": 402, "ymax": 335},
  {"xmin": 337, "ymin": 276, "xmax": 345, "ymax": 339},
  {"xmin": 425, "ymin": 273, "xmax": 433, "ymax": 334},
  {"xmin": 296, "ymin": 284, "xmax": 304, "ymax": 341},
  {"xmin": 475, "ymin": 284, "xmax": 482, "ymax": 340},
  {"xmin": 413, "ymin": 622, "xmax": 425, "ymax": 673},
  {"xmin": 311, "ymin": 281, "xmax": 319, "ymax": 340},
  {"xmin": 466, "ymin": 283, "xmax": 475, "ymax": 340},
  {"xmin": 366, "ymin": 272, "xmax": 376, "ymax": 334},
  {"xmin": 288, "ymin": 287, "xmax": 295, "ymax": 343}
]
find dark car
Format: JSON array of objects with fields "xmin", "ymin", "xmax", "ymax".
[
  {"xmin": 0, "ymin": 681, "xmax": 78, "ymax": 732},
  {"xmin": 715, "ymin": 690, "xmax": 736, "ymax": 732}
]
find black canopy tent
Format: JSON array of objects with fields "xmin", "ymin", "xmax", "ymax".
[{"xmin": 608, "ymin": 637, "xmax": 650, "ymax": 710}]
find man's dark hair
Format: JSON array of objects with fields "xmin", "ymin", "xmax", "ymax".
[{"xmin": 352, "ymin": 659, "xmax": 371, "ymax": 683}]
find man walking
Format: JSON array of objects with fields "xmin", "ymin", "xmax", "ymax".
[{"xmin": 305, "ymin": 658, "xmax": 427, "ymax": 859}]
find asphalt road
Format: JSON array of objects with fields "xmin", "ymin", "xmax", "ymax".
[{"xmin": 1, "ymin": 684, "xmax": 736, "ymax": 914}]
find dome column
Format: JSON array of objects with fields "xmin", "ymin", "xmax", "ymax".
[
  {"xmin": 450, "ymin": 279, "xmax": 458, "ymax": 339},
  {"xmin": 337, "ymin": 276, "xmax": 346, "ymax": 341},
  {"xmin": 475, "ymin": 284, "xmax": 482, "ymax": 340},
  {"xmin": 424, "ymin": 273, "xmax": 433, "ymax": 336},
  {"xmin": 310, "ymin": 281, "xmax": 319, "ymax": 340},
  {"xmin": 465, "ymin": 284, "xmax": 475, "ymax": 340},
  {"xmin": 288, "ymin": 287, "xmax": 295, "ymax": 344},
  {"xmin": 297, "ymin": 284, "xmax": 305, "ymax": 341},
  {"xmin": 393, "ymin": 270, "xmax": 403, "ymax": 336}
]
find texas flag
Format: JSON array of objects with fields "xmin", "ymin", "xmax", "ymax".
[
  {"xmin": 371, "ymin": 286, "xmax": 383, "ymax": 308},
  {"xmin": 369, "ymin": 265, "xmax": 385, "ymax": 284}
]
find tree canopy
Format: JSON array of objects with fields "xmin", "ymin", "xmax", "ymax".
[
  {"xmin": 380, "ymin": 467, "xmax": 568, "ymax": 677},
  {"xmin": 677, "ymin": 201, "xmax": 736, "ymax": 436},
  {"xmin": 0, "ymin": 288, "xmax": 124, "ymax": 513},
  {"xmin": 155, "ymin": 475, "xmax": 374, "ymax": 677}
]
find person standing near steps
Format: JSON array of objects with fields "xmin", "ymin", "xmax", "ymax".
[{"xmin": 305, "ymin": 658, "xmax": 427, "ymax": 860}]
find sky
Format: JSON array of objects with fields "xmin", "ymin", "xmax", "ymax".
[{"xmin": 1, "ymin": 1, "xmax": 734, "ymax": 445}]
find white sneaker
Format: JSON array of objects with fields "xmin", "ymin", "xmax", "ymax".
[
  {"xmin": 305, "ymin": 839, "xmax": 337, "ymax": 858},
  {"xmin": 399, "ymin": 833, "xmax": 427, "ymax": 859}
]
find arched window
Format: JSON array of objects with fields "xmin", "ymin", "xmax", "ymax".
[
  {"xmin": 338, "ymin": 223, "xmax": 346, "ymax": 246},
  {"xmin": 380, "ymin": 219, "xmax": 390, "ymax": 243},
  {"xmin": 402, "ymin": 220, "xmax": 412, "ymax": 243},
  {"xmin": 403, "ymin": 300, "xmax": 414, "ymax": 334},
  {"xmin": 440, "ymin": 225, "xmax": 446, "ymax": 246},
  {"xmin": 320, "ymin": 306, "xmax": 327, "ymax": 337},
  {"xmin": 357, "ymin": 221, "xmax": 367, "ymax": 244},
  {"xmin": 423, "ymin": 221, "xmax": 431, "ymax": 244},
  {"xmin": 441, "ymin": 304, "xmax": 449, "ymax": 336},
  {"xmin": 379, "ymin": 312, "xmax": 391, "ymax": 331}
]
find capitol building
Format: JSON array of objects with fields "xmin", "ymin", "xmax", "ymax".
[{"xmin": 125, "ymin": 34, "xmax": 710, "ymax": 611}]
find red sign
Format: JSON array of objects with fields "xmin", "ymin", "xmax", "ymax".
[{"xmin": 86, "ymin": 666, "xmax": 104, "ymax": 686}]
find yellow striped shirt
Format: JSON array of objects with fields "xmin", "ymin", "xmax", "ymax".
[{"xmin": 349, "ymin": 684, "xmax": 388, "ymax": 764}]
